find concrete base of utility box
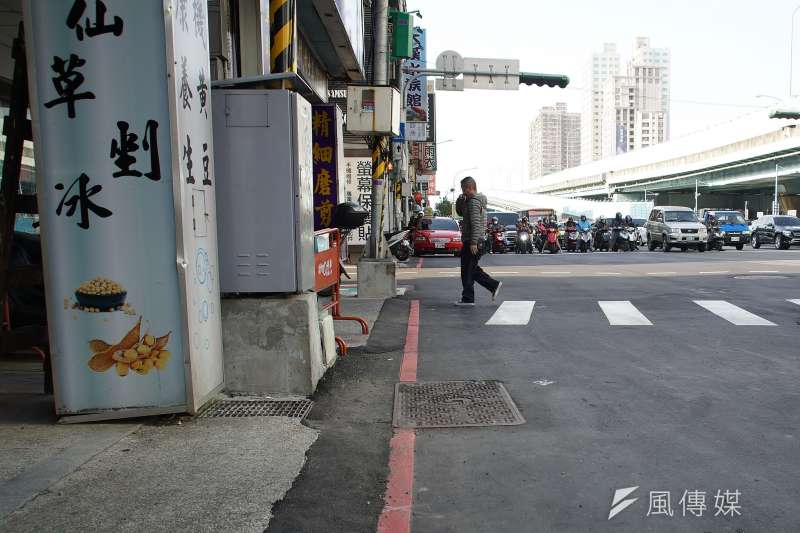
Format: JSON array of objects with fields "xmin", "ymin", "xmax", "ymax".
[
  {"xmin": 357, "ymin": 258, "xmax": 397, "ymax": 299},
  {"xmin": 221, "ymin": 293, "xmax": 328, "ymax": 396}
]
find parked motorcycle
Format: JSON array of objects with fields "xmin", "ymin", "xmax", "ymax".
[
  {"xmin": 564, "ymin": 227, "xmax": 579, "ymax": 252},
  {"xmin": 516, "ymin": 230, "xmax": 534, "ymax": 254},
  {"xmin": 579, "ymin": 229, "xmax": 593, "ymax": 253},
  {"xmin": 385, "ymin": 229, "xmax": 412, "ymax": 261},
  {"xmin": 542, "ymin": 227, "xmax": 560, "ymax": 254}
]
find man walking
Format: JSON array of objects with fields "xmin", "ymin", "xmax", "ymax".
[{"xmin": 454, "ymin": 176, "xmax": 501, "ymax": 306}]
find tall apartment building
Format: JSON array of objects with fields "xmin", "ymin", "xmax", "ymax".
[
  {"xmin": 630, "ymin": 36, "xmax": 671, "ymax": 139},
  {"xmin": 601, "ymin": 38, "xmax": 670, "ymax": 158},
  {"xmin": 581, "ymin": 43, "xmax": 621, "ymax": 164},
  {"xmin": 583, "ymin": 38, "xmax": 670, "ymax": 162},
  {"xmin": 529, "ymin": 102, "xmax": 581, "ymax": 179}
]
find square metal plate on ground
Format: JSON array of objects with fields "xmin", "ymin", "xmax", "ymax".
[
  {"xmin": 198, "ymin": 399, "xmax": 313, "ymax": 419},
  {"xmin": 393, "ymin": 380, "xmax": 525, "ymax": 429}
]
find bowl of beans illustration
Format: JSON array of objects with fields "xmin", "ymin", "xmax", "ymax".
[{"xmin": 74, "ymin": 277, "xmax": 128, "ymax": 312}]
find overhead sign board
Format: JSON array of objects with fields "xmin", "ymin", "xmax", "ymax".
[{"xmin": 462, "ymin": 57, "xmax": 520, "ymax": 90}]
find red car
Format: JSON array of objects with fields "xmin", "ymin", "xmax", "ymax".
[{"xmin": 412, "ymin": 217, "xmax": 463, "ymax": 256}]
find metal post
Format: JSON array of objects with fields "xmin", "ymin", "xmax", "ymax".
[
  {"xmin": 368, "ymin": 0, "xmax": 389, "ymax": 259},
  {"xmin": 694, "ymin": 179, "xmax": 698, "ymax": 213},
  {"xmin": 775, "ymin": 163, "xmax": 780, "ymax": 214}
]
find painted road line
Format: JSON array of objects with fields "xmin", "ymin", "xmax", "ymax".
[
  {"xmin": 749, "ymin": 270, "xmax": 780, "ymax": 273},
  {"xmin": 598, "ymin": 301, "xmax": 653, "ymax": 326},
  {"xmin": 541, "ymin": 271, "xmax": 569, "ymax": 274},
  {"xmin": 595, "ymin": 272, "xmax": 622, "ymax": 276},
  {"xmin": 647, "ymin": 272, "xmax": 677, "ymax": 275},
  {"xmin": 699, "ymin": 271, "xmax": 730, "ymax": 274},
  {"xmin": 377, "ymin": 300, "xmax": 420, "ymax": 533},
  {"xmin": 789, "ymin": 299, "xmax": 800, "ymax": 306},
  {"xmin": 488, "ymin": 271, "xmax": 520, "ymax": 275},
  {"xmin": 486, "ymin": 301, "xmax": 536, "ymax": 326},
  {"xmin": 694, "ymin": 300, "xmax": 777, "ymax": 326}
]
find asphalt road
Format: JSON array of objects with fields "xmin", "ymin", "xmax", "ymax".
[
  {"xmin": 272, "ymin": 248, "xmax": 800, "ymax": 533},
  {"xmin": 407, "ymin": 248, "xmax": 800, "ymax": 532}
]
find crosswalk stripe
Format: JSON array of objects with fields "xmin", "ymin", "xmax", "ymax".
[
  {"xmin": 486, "ymin": 301, "xmax": 535, "ymax": 326},
  {"xmin": 694, "ymin": 300, "xmax": 776, "ymax": 326},
  {"xmin": 598, "ymin": 301, "xmax": 652, "ymax": 326},
  {"xmin": 789, "ymin": 299, "xmax": 800, "ymax": 307}
]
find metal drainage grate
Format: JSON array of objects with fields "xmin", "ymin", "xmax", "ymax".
[
  {"xmin": 393, "ymin": 380, "xmax": 525, "ymax": 429},
  {"xmin": 198, "ymin": 399, "xmax": 313, "ymax": 419}
]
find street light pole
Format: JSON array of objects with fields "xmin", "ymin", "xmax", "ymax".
[
  {"xmin": 775, "ymin": 163, "xmax": 781, "ymax": 214},
  {"xmin": 694, "ymin": 179, "xmax": 699, "ymax": 213}
]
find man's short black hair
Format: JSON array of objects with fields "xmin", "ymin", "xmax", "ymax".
[{"xmin": 460, "ymin": 176, "xmax": 476, "ymax": 189}]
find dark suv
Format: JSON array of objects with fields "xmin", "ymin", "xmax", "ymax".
[{"xmin": 750, "ymin": 215, "xmax": 800, "ymax": 250}]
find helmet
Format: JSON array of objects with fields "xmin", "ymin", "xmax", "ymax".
[
  {"xmin": 580, "ymin": 214, "xmax": 587, "ymax": 221},
  {"xmin": 491, "ymin": 217, "xmax": 498, "ymax": 224},
  {"xmin": 568, "ymin": 217, "xmax": 574, "ymax": 223},
  {"xmin": 523, "ymin": 216, "xmax": 529, "ymax": 222},
  {"xmin": 615, "ymin": 212, "xmax": 623, "ymax": 219},
  {"xmin": 625, "ymin": 215, "xmax": 632, "ymax": 223}
]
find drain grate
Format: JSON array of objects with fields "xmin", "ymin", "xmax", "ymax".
[
  {"xmin": 198, "ymin": 399, "xmax": 313, "ymax": 419},
  {"xmin": 393, "ymin": 380, "xmax": 525, "ymax": 429}
]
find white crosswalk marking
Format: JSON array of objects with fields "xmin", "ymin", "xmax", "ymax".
[
  {"xmin": 789, "ymin": 299, "xmax": 800, "ymax": 307},
  {"xmin": 694, "ymin": 300, "xmax": 776, "ymax": 326},
  {"xmin": 486, "ymin": 301, "xmax": 536, "ymax": 326},
  {"xmin": 598, "ymin": 301, "xmax": 652, "ymax": 326}
]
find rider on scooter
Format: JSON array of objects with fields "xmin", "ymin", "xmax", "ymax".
[
  {"xmin": 624, "ymin": 215, "xmax": 638, "ymax": 250},
  {"xmin": 487, "ymin": 216, "xmax": 503, "ymax": 254},
  {"xmin": 609, "ymin": 212, "xmax": 625, "ymax": 251}
]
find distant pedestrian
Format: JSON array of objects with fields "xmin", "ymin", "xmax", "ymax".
[{"xmin": 454, "ymin": 176, "xmax": 501, "ymax": 306}]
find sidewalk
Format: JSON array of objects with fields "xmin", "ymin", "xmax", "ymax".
[
  {"xmin": 0, "ymin": 359, "xmax": 319, "ymax": 533},
  {"xmin": 0, "ymin": 292, "xmax": 393, "ymax": 532}
]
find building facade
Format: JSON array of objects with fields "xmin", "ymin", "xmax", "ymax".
[
  {"xmin": 529, "ymin": 103, "xmax": 581, "ymax": 179},
  {"xmin": 581, "ymin": 43, "xmax": 620, "ymax": 164},
  {"xmin": 584, "ymin": 38, "xmax": 670, "ymax": 162}
]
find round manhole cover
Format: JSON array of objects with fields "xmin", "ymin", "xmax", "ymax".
[{"xmin": 734, "ymin": 275, "xmax": 788, "ymax": 280}]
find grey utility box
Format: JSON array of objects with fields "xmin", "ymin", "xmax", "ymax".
[{"xmin": 213, "ymin": 89, "xmax": 315, "ymax": 293}]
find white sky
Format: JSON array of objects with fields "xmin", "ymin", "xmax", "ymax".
[{"xmin": 407, "ymin": 0, "xmax": 799, "ymax": 198}]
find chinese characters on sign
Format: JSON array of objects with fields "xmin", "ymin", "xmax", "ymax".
[
  {"xmin": 342, "ymin": 157, "xmax": 372, "ymax": 245},
  {"xmin": 403, "ymin": 27, "xmax": 427, "ymax": 124},
  {"xmin": 312, "ymin": 104, "xmax": 339, "ymax": 230}
]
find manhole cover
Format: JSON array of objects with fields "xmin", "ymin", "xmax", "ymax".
[
  {"xmin": 393, "ymin": 380, "xmax": 525, "ymax": 428},
  {"xmin": 198, "ymin": 399, "xmax": 313, "ymax": 419}
]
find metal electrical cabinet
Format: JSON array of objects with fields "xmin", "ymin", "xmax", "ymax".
[{"xmin": 212, "ymin": 89, "xmax": 315, "ymax": 293}]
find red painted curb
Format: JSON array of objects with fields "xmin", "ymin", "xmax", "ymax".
[
  {"xmin": 376, "ymin": 429, "xmax": 415, "ymax": 533},
  {"xmin": 377, "ymin": 299, "xmax": 420, "ymax": 533},
  {"xmin": 399, "ymin": 300, "xmax": 419, "ymax": 382}
]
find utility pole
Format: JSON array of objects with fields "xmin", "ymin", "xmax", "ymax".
[
  {"xmin": 369, "ymin": 0, "xmax": 389, "ymax": 259},
  {"xmin": 694, "ymin": 179, "xmax": 699, "ymax": 213}
]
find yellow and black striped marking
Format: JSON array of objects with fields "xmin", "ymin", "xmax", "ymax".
[{"xmin": 270, "ymin": 0, "xmax": 296, "ymax": 73}]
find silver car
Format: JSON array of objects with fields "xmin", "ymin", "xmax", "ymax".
[{"xmin": 645, "ymin": 206, "xmax": 708, "ymax": 252}]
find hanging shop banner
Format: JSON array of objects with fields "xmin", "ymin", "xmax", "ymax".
[
  {"xmin": 166, "ymin": 0, "xmax": 225, "ymax": 412},
  {"xmin": 312, "ymin": 104, "xmax": 342, "ymax": 230},
  {"xmin": 342, "ymin": 156, "xmax": 372, "ymax": 245},
  {"xmin": 25, "ymin": 0, "xmax": 188, "ymax": 416},
  {"xmin": 403, "ymin": 27, "xmax": 427, "ymax": 124},
  {"xmin": 405, "ymin": 92, "xmax": 435, "ymax": 142}
]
